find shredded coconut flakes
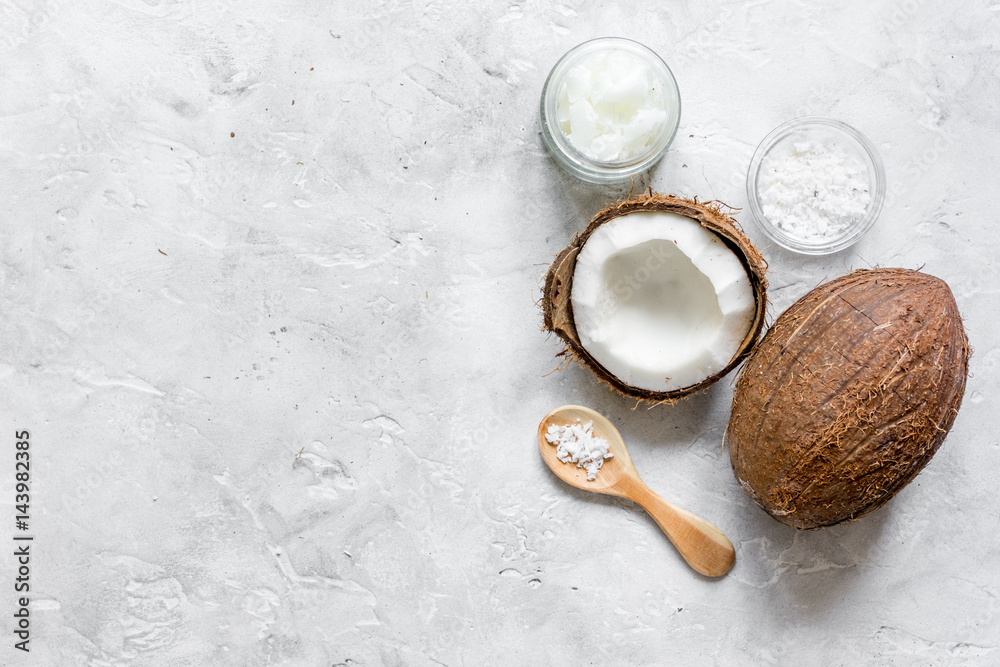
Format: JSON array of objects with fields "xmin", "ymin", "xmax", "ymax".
[
  {"xmin": 545, "ymin": 420, "xmax": 613, "ymax": 481},
  {"xmin": 757, "ymin": 140, "xmax": 871, "ymax": 242}
]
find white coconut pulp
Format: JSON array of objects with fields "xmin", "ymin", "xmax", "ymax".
[{"xmin": 571, "ymin": 211, "xmax": 756, "ymax": 393}]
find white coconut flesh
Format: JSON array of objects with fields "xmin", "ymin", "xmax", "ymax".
[{"xmin": 571, "ymin": 210, "xmax": 756, "ymax": 393}]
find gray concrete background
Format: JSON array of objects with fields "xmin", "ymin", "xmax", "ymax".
[{"xmin": 1, "ymin": 0, "xmax": 997, "ymax": 664}]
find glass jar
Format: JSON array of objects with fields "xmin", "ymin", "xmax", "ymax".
[
  {"xmin": 540, "ymin": 37, "xmax": 681, "ymax": 184},
  {"xmin": 746, "ymin": 117, "xmax": 886, "ymax": 255}
]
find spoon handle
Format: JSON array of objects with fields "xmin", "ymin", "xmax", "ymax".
[{"xmin": 626, "ymin": 482, "xmax": 736, "ymax": 577}]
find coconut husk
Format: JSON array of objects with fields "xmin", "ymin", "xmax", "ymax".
[
  {"xmin": 542, "ymin": 193, "xmax": 768, "ymax": 403},
  {"xmin": 728, "ymin": 268, "xmax": 970, "ymax": 530}
]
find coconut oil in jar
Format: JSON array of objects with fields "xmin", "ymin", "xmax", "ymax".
[{"xmin": 540, "ymin": 38, "xmax": 681, "ymax": 183}]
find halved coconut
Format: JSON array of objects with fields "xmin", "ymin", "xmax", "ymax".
[{"xmin": 543, "ymin": 194, "xmax": 768, "ymax": 402}]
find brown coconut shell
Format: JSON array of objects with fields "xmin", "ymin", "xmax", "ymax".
[
  {"xmin": 542, "ymin": 193, "xmax": 768, "ymax": 403},
  {"xmin": 728, "ymin": 268, "xmax": 970, "ymax": 530}
]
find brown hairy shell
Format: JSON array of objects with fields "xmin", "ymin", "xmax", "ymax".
[
  {"xmin": 542, "ymin": 193, "xmax": 768, "ymax": 402},
  {"xmin": 728, "ymin": 268, "xmax": 970, "ymax": 530}
]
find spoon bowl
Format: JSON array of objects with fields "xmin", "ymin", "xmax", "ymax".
[
  {"xmin": 538, "ymin": 405, "xmax": 736, "ymax": 577},
  {"xmin": 537, "ymin": 404, "xmax": 634, "ymax": 493}
]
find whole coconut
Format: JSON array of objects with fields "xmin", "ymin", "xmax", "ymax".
[{"xmin": 728, "ymin": 268, "xmax": 969, "ymax": 530}]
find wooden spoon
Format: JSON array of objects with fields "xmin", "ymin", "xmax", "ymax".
[{"xmin": 537, "ymin": 405, "xmax": 736, "ymax": 577}]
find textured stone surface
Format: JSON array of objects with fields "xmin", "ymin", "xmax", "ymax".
[{"xmin": 0, "ymin": 0, "xmax": 997, "ymax": 664}]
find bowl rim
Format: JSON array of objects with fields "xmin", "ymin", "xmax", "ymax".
[
  {"xmin": 745, "ymin": 116, "xmax": 886, "ymax": 255},
  {"xmin": 540, "ymin": 37, "xmax": 682, "ymax": 183}
]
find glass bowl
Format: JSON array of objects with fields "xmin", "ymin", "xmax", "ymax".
[
  {"xmin": 540, "ymin": 37, "xmax": 681, "ymax": 184},
  {"xmin": 746, "ymin": 117, "xmax": 886, "ymax": 255}
]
